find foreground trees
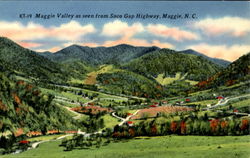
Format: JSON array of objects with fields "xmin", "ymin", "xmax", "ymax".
[
  {"xmin": 60, "ymin": 134, "xmax": 110, "ymax": 151},
  {"xmin": 112, "ymin": 117, "xmax": 249, "ymax": 138}
]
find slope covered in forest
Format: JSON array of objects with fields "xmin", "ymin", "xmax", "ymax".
[
  {"xmin": 0, "ymin": 72, "xmax": 78, "ymax": 136},
  {"xmin": 123, "ymin": 48, "xmax": 222, "ymax": 81}
]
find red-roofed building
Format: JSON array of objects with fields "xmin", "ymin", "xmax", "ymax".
[
  {"xmin": 127, "ymin": 121, "xmax": 133, "ymax": 126},
  {"xmin": 149, "ymin": 105, "xmax": 157, "ymax": 108},
  {"xmin": 217, "ymin": 96, "xmax": 224, "ymax": 100},
  {"xmin": 233, "ymin": 109, "xmax": 239, "ymax": 113},
  {"xmin": 19, "ymin": 140, "xmax": 30, "ymax": 144}
]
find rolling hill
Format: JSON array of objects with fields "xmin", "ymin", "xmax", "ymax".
[
  {"xmin": 219, "ymin": 52, "xmax": 250, "ymax": 82},
  {"xmin": 123, "ymin": 48, "xmax": 222, "ymax": 81},
  {"xmin": 95, "ymin": 67, "xmax": 166, "ymax": 98},
  {"xmin": 195, "ymin": 52, "xmax": 250, "ymax": 89},
  {"xmin": 0, "ymin": 37, "xmax": 70, "ymax": 83}
]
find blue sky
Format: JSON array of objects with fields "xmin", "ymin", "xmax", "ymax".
[{"xmin": 0, "ymin": 1, "xmax": 249, "ymax": 61}]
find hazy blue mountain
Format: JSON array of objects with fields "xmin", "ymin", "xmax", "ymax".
[{"xmin": 180, "ymin": 49, "xmax": 231, "ymax": 67}]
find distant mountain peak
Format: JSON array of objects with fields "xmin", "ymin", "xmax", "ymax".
[
  {"xmin": 114, "ymin": 44, "xmax": 134, "ymax": 47},
  {"xmin": 180, "ymin": 49, "xmax": 231, "ymax": 67}
]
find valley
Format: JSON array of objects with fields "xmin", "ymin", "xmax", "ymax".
[
  {"xmin": 0, "ymin": 37, "xmax": 249, "ymax": 157},
  {"xmin": 2, "ymin": 81, "xmax": 249, "ymax": 158}
]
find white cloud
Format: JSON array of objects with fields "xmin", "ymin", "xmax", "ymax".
[
  {"xmin": 188, "ymin": 43, "xmax": 250, "ymax": 61},
  {"xmin": 51, "ymin": 21, "xmax": 95, "ymax": 41},
  {"xmin": 194, "ymin": 17, "xmax": 250, "ymax": 37},
  {"xmin": 0, "ymin": 20, "xmax": 96, "ymax": 41},
  {"xmin": 147, "ymin": 24, "xmax": 199, "ymax": 41},
  {"xmin": 99, "ymin": 20, "xmax": 174, "ymax": 48},
  {"xmin": 101, "ymin": 20, "xmax": 144, "ymax": 38}
]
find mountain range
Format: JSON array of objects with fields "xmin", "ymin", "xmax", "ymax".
[
  {"xmin": 0, "ymin": 37, "xmax": 249, "ymax": 97},
  {"xmin": 40, "ymin": 44, "xmax": 230, "ymax": 67},
  {"xmin": 40, "ymin": 44, "xmax": 160, "ymax": 65}
]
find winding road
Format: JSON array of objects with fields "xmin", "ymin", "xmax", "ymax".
[
  {"xmin": 112, "ymin": 110, "xmax": 140, "ymax": 126},
  {"xmin": 205, "ymin": 94, "xmax": 250, "ymax": 110},
  {"xmin": 55, "ymin": 97, "xmax": 98, "ymax": 119}
]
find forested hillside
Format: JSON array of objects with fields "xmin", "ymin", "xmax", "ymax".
[
  {"xmin": 195, "ymin": 52, "xmax": 250, "ymax": 89},
  {"xmin": 0, "ymin": 37, "xmax": 69, "ymax": 83},
  {"xmin": 0, "ymin": 72, "xmax": 78, "ymax": 136},
  {"xmin": 123, "ymin": 48, "xmax": 222, "ymax": 81},
  {"xmin": 96, "ymin": 70, "xmax": 166, "ymax": 98}
]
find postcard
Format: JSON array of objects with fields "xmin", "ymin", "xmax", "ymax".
[{"xmin": 0, "ymin": 1, "xmax": 249, "ymax": 158}]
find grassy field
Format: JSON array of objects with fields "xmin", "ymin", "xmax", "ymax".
[
  {"xmin": 78, "ymin": 87, "xmax": 128, "ymax": 101},
  {"xmin": 219, "ymin": 98, "xmax": 250, "ymax": 111},
  {"xmin": 84, "ymin": 65, "xmax": 121, "ymax": 85},
  {"xmin": 185, "ymin": 79, "xmax": 198, "ymax": 85},
  {"xmin": 228, "ymin": 98, "xmax": 250, "ymax": 109},
  {"xmin": 155, "ymin": 73, "xmax": 198, "ymax": 86},
  {"xmin": 54, "ymin": 100, "xmax": 79, "ymax": 108},
  {"xmin": 155, "ymin": 73, "xmax": 182, "ymax": 85},
  {"xmin": 41, "ymin": 88, "xmax": 90, "ymax": 103},
  {"xmin": 185, "ymin": 99, "xmax": 218, "ymax": 107},
  {"xmin": 27, "ymin": 134, "xmax": 66, "ymax": 142},
  {"xmin": 94, "ymin": 98, "xmax": 128, "ymax": 107},
  {"xmin": 102, "ymin": 114, "xmax": 120, "ymax": 129},
  {"xmin": 41, "ymin": 87, "xmax": 128, "ymax": 108},
  {"xmin": 47, "ymin": 83, "xmax": 133, "ymax": 102},
  {"xmin": 3, "ymin": 135, "xmax": 250, "ymax": 158}
]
